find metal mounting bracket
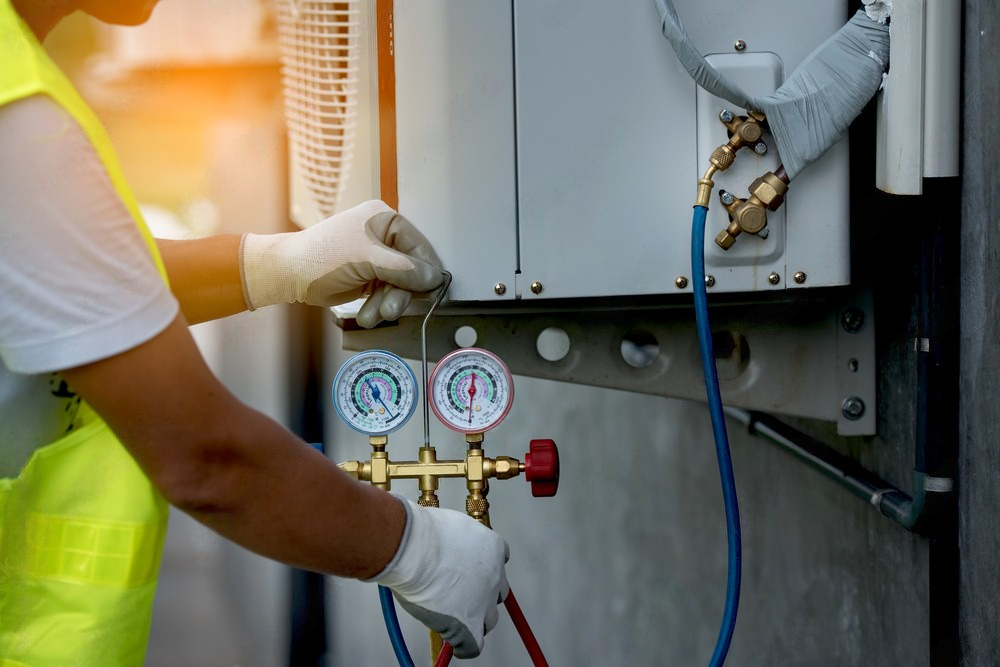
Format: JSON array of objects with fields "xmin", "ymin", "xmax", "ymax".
[{"xmin": 337, "ymin": 289, "xmax": 876, "ymax": 436}]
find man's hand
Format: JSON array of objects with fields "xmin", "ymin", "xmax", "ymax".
[
  {"xmin": 239, "ymin": 200, "xmax": 445, "ymax": 327},
  {"xmin": 371, "ymin": 497, "xmax": 510, "ymax": 659}
]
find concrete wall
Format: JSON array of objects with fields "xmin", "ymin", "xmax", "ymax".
[{"xmin": 959, "ymin": 0, "xmax": 1000, "ymax": 665}]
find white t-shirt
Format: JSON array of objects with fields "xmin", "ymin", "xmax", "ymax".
[{"xmin": 0, "ymin": 95, "xmax": 179, "ymax": 477}]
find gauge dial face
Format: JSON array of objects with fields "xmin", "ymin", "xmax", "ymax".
[
  {"xmin": 333, "ymin": 350, "xmax": 418, "ymax": 436},
  {"xmin": 429, "ymin": 348, "xmax": 514, "ymax": 433}
]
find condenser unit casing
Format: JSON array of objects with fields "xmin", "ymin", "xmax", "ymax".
[{"xmin": 379, "ymin": 0, "xmax": 851, "ymax": 303}]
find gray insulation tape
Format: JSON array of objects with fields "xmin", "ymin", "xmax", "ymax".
[{"xmin": 654, "ymin": 3, "xmax": 890, "ymax": 180}]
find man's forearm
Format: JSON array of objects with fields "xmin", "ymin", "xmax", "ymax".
[{"xmin": 156, "ymin": 235, "xmax": 247, "ymax": 323}]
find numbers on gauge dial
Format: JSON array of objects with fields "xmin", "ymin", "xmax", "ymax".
[
  {"xmin": 429, "ymin": 348, "xmax": 514, "ymax": 433},
  {"xmin": 332, "ymin": 350, "xmax": 417, "ymax": 436}
]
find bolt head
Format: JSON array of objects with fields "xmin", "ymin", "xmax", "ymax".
[
  {"xmin": 734, "ymin": 39, "xmax": 747, "ymax": 52},
  {"xmin": 754, "ymin": 141, "xmax": 768, "ymax": 156},
  {"xmin": 842, "ymin": 397, "xmax": 866, "ymax": 420},
  {"xmin": 719, "ymin": 190, "xmax": 736, "ymax": 206},
  {"xmin": 841, "ymin": 307, "xmax": 866, "ymax": 333},
  {"xmin": 767, "ymin": 272, "xmax": 780, "ymax": 285},
  {"xmin": 757, "ymin": 228, "xmax": 770, "ymax": 239},
  {"xmin": 675, "ymin": 276, "xmax": 689, "ymax": 289},
  {"xmin": 530, "ymin": 281, "xmax": 544, "ymax": 295},
  {"xmin": 719, "ymin": 109, "xmax": 734, "ymax": 123},
  {"xmin": 494, "ymin": 283, "xmax": 507, "ymax": 296}
]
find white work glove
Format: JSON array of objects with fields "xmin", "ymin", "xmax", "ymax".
[
  {"xmin": 239, "ymin": 200, "xmax": 444, "ymax": 328},
  {"xmin": 370, "ymin": 496, "xmax": 510, "ymax": 659}
]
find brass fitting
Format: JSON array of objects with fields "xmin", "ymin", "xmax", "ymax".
[
  {"xmin": 338, "ymin": 459, "xmax": 364, "ymax": 480},
  {"xmin": 694, "ymin": 110, "xmax": 768, "ymax": 208},
  {"xmin": 719, "ymin": 111, "xmax": 766, "ymax": 147},
  {"xmin": 714, "ymin": 170, "xmax": 789, "ymax": 250},
  {"xmin": 337, "ymin": 434, "xmax": 526, "ymax": 521}
]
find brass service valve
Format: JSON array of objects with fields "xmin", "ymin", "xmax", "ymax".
[
  {"xmin": 695, "ymin": 109, "xmax": 767, "ymax": 208},
  {"xmin": 714, "ymin": 170, "xmax": 789, "ymax": 250},
  {"xmin": 713, "ymin": 109, "xmax": 766, "ymax": 170}
]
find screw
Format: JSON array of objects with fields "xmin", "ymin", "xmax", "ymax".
[
  {"xmin": 841, "ymin": 307, "xmax": 866, "ymax": 333},
  {"xmin": 753, "ymin": 141, "xmax": 768, "ymax": 155},
  {"xmin": 767, "ymin": 272, "xmax": 780, "ymax": 285},
  {"xmin": 719, "ymin": 190, "xmax": 736, "ymax": 206},
  {"xmin": 494, "ymin": 283, "xmax": 507, "ymax": 296},
  {"xmin": 757, "ymin": 228, "xmax": 769, "ymax": 239},
  {"xmin": 705, "ymin": 275, "xmax": 716, "ymax": 288},
  {"xmin": 675, "ymin": 276, "xmax": 689, "ymax": 289},
  {"xmin": 848, "ymin": 358, "xmax": 859, "ymax": 372},
  {"xmin": 842, "ymin": 397, "xmax": 866, "ymax": 421},
  {"xmin": 530, "ymin": 281, "xmax": 544, "ymax": 295},
  {"xmin": 719, "ymin": 109, "xmax": 734, "ymax": 123},
  {"xmin": 793, "ymin": 271, "xmax": 807, "ymax": 284},
  {"xmin": 734, "ymin": 39, "xmax": 747, "ymax": 53}
]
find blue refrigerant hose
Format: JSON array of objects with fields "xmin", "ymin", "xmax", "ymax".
[
  {"xmin": 379, "ymin": 585, "xmax": 415, "ymax": 667},
  {"xmin": 377, "ymin": 208, "xmax": 740, "ymax": 667},
  {"xmin": 691, "ymin": 204, "xmax": 742, "ymax": 666}
]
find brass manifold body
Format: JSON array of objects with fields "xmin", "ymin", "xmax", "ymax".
[
  {"xmin": 340, "ymin": 433, "xmax": 523, "ymax": 528},
  {"xmin": 693, "ymin": 109, "xmax": 790, "ymax": 250}
]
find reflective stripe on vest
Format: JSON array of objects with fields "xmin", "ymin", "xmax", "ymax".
[{"xmin": 0, "ymin": 1, "xmax": 170, "ymax": 664}]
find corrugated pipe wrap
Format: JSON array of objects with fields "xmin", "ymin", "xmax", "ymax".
[{"xmin": 653, "ymin": 3, "xmax": 890, "ymax": 180}]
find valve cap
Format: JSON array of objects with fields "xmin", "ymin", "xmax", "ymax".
[{"xmin": 525, "ymin": 439, "xmax": 560, "ymax": 497}]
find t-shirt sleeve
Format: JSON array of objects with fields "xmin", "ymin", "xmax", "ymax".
[{"xmin": 0, "ymin": 95, "xmax": 179, "ymax": 374}]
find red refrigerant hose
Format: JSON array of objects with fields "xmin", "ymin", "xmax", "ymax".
[{"xmin": 434, "ymin": 587, "xmax": 549, "ymax": 667}]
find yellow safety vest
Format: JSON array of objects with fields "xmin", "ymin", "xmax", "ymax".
[{"xmin": 0, "ymin": 2, "xmax": 170, "ymax": 665}]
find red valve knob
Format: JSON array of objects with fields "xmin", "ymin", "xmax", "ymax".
[{"xmin": 524, "ymin": 439, "xmax": 559, "ymax": 497}]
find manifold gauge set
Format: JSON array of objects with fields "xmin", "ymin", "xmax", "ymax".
[{"xmin": 332, "ymin": 347, "xmax": 515, "ymax": 437}]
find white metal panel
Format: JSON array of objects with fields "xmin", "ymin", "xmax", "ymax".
[
  {"xmin": 514, "ymin": 0, "xmax": 697, "ymax": 300},
  {"xmin": 393, "ymin": 0, "xmax": 518, "ymax": 302}
]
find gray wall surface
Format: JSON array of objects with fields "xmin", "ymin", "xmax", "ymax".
[{"xmin": 959, "ymin": 0, "xmax": 1000, "ymax": 665}]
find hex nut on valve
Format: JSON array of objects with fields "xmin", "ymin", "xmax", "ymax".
[
  {"xmin": 716, "ymin": 229, "xmax": 737, "ymax": 250},
  {"xmin": 749, "ymin": 173, "xmax": 788, "ymax": 211}
]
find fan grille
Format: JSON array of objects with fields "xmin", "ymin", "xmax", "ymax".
[{"xmin": 276, "ymin": 0, "xmax": 360, "ymax": 222}]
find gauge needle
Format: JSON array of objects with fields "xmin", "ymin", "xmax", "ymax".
[
  {"xmin": 467, "ymin": 372, "xmax": 477, "ymax": 424},
  {"xmin": 366, "ymin": 378, "xmax": 396, "ymax": 419}
]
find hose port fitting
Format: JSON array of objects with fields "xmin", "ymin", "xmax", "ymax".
[{"xmin": 714, "ymin": 170, "xmax": 789, "ymax": 250}]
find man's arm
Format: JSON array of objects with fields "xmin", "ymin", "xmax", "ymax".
[
  {"xmin": 156, "ymin": 236, "xmax": 246, "ymax": 325},
  {"xmin": 62, "ymin": 312, "xmax": 404, "ymax": 578},
  {"xmin": 156, "ymin": 200, "xmax": 445, "ymax": 328}
]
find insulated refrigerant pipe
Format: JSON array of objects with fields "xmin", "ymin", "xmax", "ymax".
[{"xmin": 653, "ymin": 0, "xmax": 890, "ymax": 180}]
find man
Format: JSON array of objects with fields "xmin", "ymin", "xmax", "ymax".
[{"xmin": 0, "ymin": 0, "xmax": 508, "ymax": 664}]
